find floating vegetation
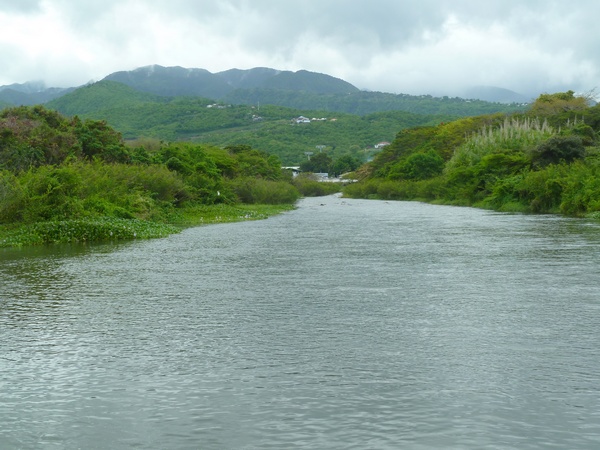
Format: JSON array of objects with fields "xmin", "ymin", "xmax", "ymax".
[
  {"xmin": 0, "ymin": 204, "xmax": 296, "ymax": 248},
  {"xmin": 175, "ymin": 203, "xmax": 296, "ymax": 227},
  {"xmin": 0, "ymin": 217, "xmax": 180, "ymax": 248}
]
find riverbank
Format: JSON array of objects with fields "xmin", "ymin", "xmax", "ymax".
[{"xmin": 0, "ymin": 203, "xmax": 295, "ymax": 248}]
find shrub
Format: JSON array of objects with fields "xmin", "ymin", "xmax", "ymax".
[
  {"xmin": 228, "ymin": 177, "xmax": 300, "ymax": 204},
  {"xmin": 530, "ymin": 136, "xmax": 585, "ymax": 167},
  {"xmin": 388, "ymin": 149, "xmax": 444, "ymax": 180},
  {"xmin": 292, "ymin": 174, "xmax": 341, "ymax": 196},
  {"xmin": 0, "ymin": 170, "xmax": 25, "ymax": 223}
]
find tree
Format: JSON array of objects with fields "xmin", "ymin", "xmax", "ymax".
[
  {"xmin": 530, "ymin": 136, "xmax": 585, "ymax": 167},
  {"xmin": 388, "ymin": 150, "xmax": 444, "ymax": 180},
  {"xmin": 300, "ymin": 152, "xmax": 332, "ymax": 173},
  {"xmin": 329, "ymin": 155, "xmax": 360, "ymax": 177},
  {"xmin": 530, "ymin": 90, "xmax": 588, "ymax": 115}
]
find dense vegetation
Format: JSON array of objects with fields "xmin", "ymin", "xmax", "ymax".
[
  {"xmin": 47, "ymin": 81, "xmax": 456, "ymax": 165},
  {"xmin": 223, "ymin": 89, "xmax": 526, "ymax": 117},
  {"xmin": 345, "ymin": 91, "xmax": 600, "ymax": 217},
  {"xmin": 0, "ymin": 106, "xmax": 300, "ymax": 246},
  {"xmin": 2, "ymin": 86, "xmax": 596, "ymax": 248}
]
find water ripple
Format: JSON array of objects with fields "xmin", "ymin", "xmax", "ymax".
[{"xmin": 2, "ymin": 197, "xmax": 600, "ymax": 449}]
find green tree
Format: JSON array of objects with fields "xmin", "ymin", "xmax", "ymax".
[
  {"xmin": 300, "ymin": 152, "xmax": 332, "ymax": 173},
  {"xmin": 530, "ymin": 136, "xmax": 585, "ymax": 167},
  {"xmin": 530, "ymin": 90, "xmax": 588, "ymax": 115},
  {"xmin": 388, "ymin": 150, "xmax": 444, "ymax": 180},
  {"xmin": 329, "ymin": 155, "xmax": 360, "ymax": 177}
]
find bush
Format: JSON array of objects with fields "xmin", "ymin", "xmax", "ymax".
[
  {"xmin": 530, "ymin": 136, "xmax": 585, "ymax": 167},
  {"xmin": 20, "ymin": 165, "xmax": 85, "ymax": 222},
  {"xmin": 228, "ymin": 177, "xmax": 300, "ymax": 204},
  {"xmin": 0, "ymin": 170, "xmax": 25, "ymax": 223},
  {"xmin": 388, "ymin": 149, "xmax": 444, "ymax": 180},
  {"xmin": 292, "ymin": 174, "xmax": 341, "ymax": 196}
]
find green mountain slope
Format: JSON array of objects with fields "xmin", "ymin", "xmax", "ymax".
[
  {"xmin": 2, "ymin": 65, "xmax": 527, "ymax": 119},
  {"xmin": 47, "ymin": 81, "xmax": 454, "ymax": 165},
  {"xmin": 0, "ymin": 82, "xmax": 74, "ymax": 106},
  {"xmin": 190, "ymin": 109, "xmax": 448, "ymax": 165},
  {"xmin": 48, "ymin": 80, "xmax": 169, "ymax": 115},
  {"xmin": 223, "ymin": 89, "xmax": 525, "ymax": 116},
  {"xmin": 104, "ymin": 65, "xmax": 232, "ymax": 98},
  {"xmin": 101, "ymin": 65, "xmax": 359, "ymax": 99}
]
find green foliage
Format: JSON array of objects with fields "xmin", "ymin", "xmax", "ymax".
[
  {"xmin": 300, "ymin": 152, "xmax": 332, "ymax": 173},
  {"xmin": 0, "ymin": 105, "xmax": 80, "ymax": 169},
  {"xmin": 292, "ymin": 174, "xmax": 342, "ymax": 196},
  {"xmin": 0, "ymin": 170, "xmax": 24, "ymax": 223},
  {"xmin": 0, "ymin": 105, "xmax": 137, "ymax": 170},
  {"xmin": 388, "ymin": 150, "xmax": 444, "ymax": 180},
  {"xmin": 224, "ymin": 88, "xmax": 525, "ymax": 116},
  {"xmin": 445, "ymin": 117, "xmax": 554, "ymax": 173},
  {"xmin": 0, "ymin": 106, "xmax": 303, "ymax": 248},
  {"xmin": 227, "ymin": 177, "xmax": 300, "ymax": 204},
  {"xmin": 329, "ymin": 155, "xmax": 361, "ymax": 177},
  {"xmin": 345, "ymin": 93, "xmax": 600, "ymax": 217},
  {"xmin": 530, "ymin": 136, "xmax": 585, "ymax": 167},
  {"xmin": 48, "ymin": 80, "xmax": 167, "ymax": 116},
  {"xmin": 47, "ymin": 81, "xmax": 474, "ymax": 165},
  {"xmin": 74, "ymin": 117, "xmax": 130, "ymax": 162},
  {"xmin": 0, "ymin": 217, "xmax": 179, "ymax": 247},
  {"xmin": 529, "ymin": 90, "xmax": 589, "ymax": 115},
  {"xmin": 370, "ymin": 115, "xmax": 507, "ymax": 178}
]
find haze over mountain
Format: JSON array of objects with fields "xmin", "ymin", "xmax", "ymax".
[
  {"xmin": 1, "ymin": 1, "xmax": 597, "ymax": 100},
  {"xmin": 0, "ymin": 81, "xmax": 74, "ymax": 106},
  {"xmin": 0, "ymin": 64, "xmax": 528, "ymax": 108},
  {"xmin": 103, "ymin": 65, "xmax": 360, "ymax": 99},
  {"xmin": 459, "ymin": 86, "xmax": 532, "ymax": 104}
]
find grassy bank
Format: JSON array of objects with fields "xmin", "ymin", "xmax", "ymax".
[
  {"xmin": 0, "ymin": 203, "xmax": 295, "ymax": 248},
  {"xmin": 344, "ymin": 97, "xmax": 600, "ymax": 218}
]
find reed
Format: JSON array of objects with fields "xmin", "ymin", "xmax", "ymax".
[{"xmin": 446, "ymin": 117, "xmax": 557, "ymax": 171}]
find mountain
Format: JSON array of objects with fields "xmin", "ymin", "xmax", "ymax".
[
  {"xmin": 46, "ymin": 80, "xmax": 454, "ymax": 165},
  {"xmin": 104, "ymin": 65, "xmax": 232, "ymax": 98},
  {"xmin": 3, "ymin": 65, "xmax": 528, "ymax": 119},
  {"xmin": 0, "ymin": 81, "xmax": 75, "ymax": 106},
  {"xmin": 47, "ymin": 80, "xmax": 169, "ymax": 116},
  {"xmin": 222, "ymin": 89, "xmax": 524, "ymax": 116},
  {"xmin": 216, "ymin": 67, "xmax": 282, "ymax": 89},
  {"xmin": 460, "ymin": 86, "xmax": 531, "ymax": 104},
  {"xmin": 102, "ymin": 65, "xmax": 359, "ymax": 98},
  {"xmin": 227, "ymin": 69, "xmax": 358, "ymax": 94}
]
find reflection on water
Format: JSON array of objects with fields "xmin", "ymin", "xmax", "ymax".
[{"xmin": 1, "ymin": 196, "xmax": 600, "ymax": 449}]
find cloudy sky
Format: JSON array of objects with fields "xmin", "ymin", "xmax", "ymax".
[{"xmin": 0, "ymin": 0, "xmax": 598, "ymax": 98}]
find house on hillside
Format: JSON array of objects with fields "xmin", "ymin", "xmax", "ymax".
[
  {"xmin": 282, "ymin": 166, "xmax": 301, "ymax": 177},
  {"xmin": 292, "ymin": 116, "xmax": 311, "ymax": 124},
  {"xmin": 374, "ymin": 141, "xmax": 391, "ymax": 149}
]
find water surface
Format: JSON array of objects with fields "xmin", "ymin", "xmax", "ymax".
[{"xmin": 2, "ymin": 196, "xmax": 600, "ymax": 449}]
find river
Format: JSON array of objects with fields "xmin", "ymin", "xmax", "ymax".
[{"xmin": 1, "ymin": 195, "xmax": 600, "ymax": 449}]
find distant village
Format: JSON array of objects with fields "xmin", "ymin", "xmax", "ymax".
[
  {"xmin": 291, "ymin": 115, "xmax": 336, "ymax": 124},
  {"xmin": 290, "ymin": 115, "xmax": 390, "ymax": 148}
]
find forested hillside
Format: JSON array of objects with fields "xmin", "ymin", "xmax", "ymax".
[
  {"xmin": 0, "ymin": 106, "xmax": 302, "ymax": 247},
  {"xmin": 345, "ymin": 91, "xmax": 600, "ymax": 217},
  {"xmin": 47, "ymin": 81, "xmax": 456, "ymax": 165},
  {"xmin": 222, "ymin": 89, "xmax": 526, "ymax": 116}
]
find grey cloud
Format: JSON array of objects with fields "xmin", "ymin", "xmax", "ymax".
[
  {"xmin": 2, "ymin": 0, "xmax": 600, "ymax": 96},
  {"xmin": 0, "ymin": 0, "xmax": 42, "ymax": 12}
]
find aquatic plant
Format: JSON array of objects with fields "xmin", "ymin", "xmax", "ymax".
[{"xmin": 0, "ymin": 217, "xmax": 179, "ymax": 247}]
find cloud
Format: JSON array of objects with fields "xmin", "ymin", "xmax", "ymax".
[
  {"xmin": 0, "ymin": 0, "xmax": 41, "ymax": 13},
  {"xmin": 0, "ymin": 0, "xmax": 599, "ymax": 97}
]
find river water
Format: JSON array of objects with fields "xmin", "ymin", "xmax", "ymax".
[{"xmin": 1, "ymin": 195, "xmax": 600, "ymax": 449}]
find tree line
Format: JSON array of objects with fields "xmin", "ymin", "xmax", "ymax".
[{"xmin": 344, "ymin": 91, "xmax": 600, "ymax": 217}]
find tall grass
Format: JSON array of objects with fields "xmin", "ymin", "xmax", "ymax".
[{"xmin": 446, "ymin": 117, "xmax": 557, "ymax": 171}]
